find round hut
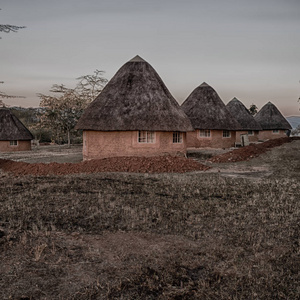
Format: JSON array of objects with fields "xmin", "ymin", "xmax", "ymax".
[
  {"xmin": 0, "ymin": 108, "xmax": 33, "ymax": 152},
  {"xmin": 181, "ymin": 83, "xmax": 241, "ymax": 148},
  {"xmin": 254, "ymin": 101, "xmax": 292, "ymax": 140},
  {"xmin": 75, "ymin": 55, "xmax": 193, "ymax": 160},
  {"xmin": 226, "ymin": 97, "xmax": 262, "ymax": 144}
]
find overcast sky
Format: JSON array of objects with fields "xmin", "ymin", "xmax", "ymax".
[{"xmin": 1, "ymin": 0, "xmax": 299, "ymax": 116}]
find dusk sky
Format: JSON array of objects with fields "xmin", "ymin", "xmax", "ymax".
[{"xmin": 1, "ymin": 0, "xmax": 299, "ymax": 116}]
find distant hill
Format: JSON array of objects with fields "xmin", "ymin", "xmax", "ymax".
[{"xmin": 286, "ymin": 116, "xmax": 300, "ymax": 129}]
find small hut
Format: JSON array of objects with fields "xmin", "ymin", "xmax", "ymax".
[
  {"xmin": 181, "ymin": 83, "xmax": 241, "ymax": 148},
  {"xmin": 254, "ymin": 102, "xmax": 292, "ymax": 140},
  {"xmin": 76, "ymin": 55, "xmax": 193, "ymax": 160},
  {"xmin": 226, "ymin": 97, "xmax": 262, "ymax": 145},
  {"xmin": 0, "ymin": 108, "xmax": 33, "ymax": 152}
]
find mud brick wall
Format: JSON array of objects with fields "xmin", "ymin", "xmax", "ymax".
[
  {"xmin": 186, "ymin": 130, "xmax": 236, "ymax": 148},
  {"xmin": 0, "ymin": 140, "xmax": 31, "ymax": 152},
  {"xmin": 82, "ymin": 131, "xmax": 187, "ymax": 160},
  {"xmin": 235, "ymin": 131, "xmax": 260, "ymax": 143},
  {"xmin": 258, "ymin": 130, "xmax": 288, "ymax": 141}
]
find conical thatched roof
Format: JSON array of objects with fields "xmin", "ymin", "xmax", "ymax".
[
  {"xmin": 226, "ymin": 97, "xmax": 262, "ymax": 131},
  {"xmin": 76, "ymin": 55, "xmax": 193, "ymax": 132},
  {"xmin": 254, "ymin": 102, "xmax": 292, "ymax": 130},
  {"xmin": 181, "ymin": 83, "xmax": 241, "ymax": 130},
  {"xmin": 0, "ymin": 108, "xmax": 33, "ymax": 140}
]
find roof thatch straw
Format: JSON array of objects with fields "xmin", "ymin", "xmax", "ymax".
[
  {"xmin": 181, "ymin": 83, "xmax": 241, "ymax": 130},
  {"xmin": 226, "ymin": 97, "xmax": 262, "ymax": 131},
  {"xmin": 254, "ymin": 102, "xmax": 292, "ymax": 130},
  {"xmin": 0, "ymin": 108, "xmax": 33, "ymax": 141},
  {"xmin": 76, "ymin": 55, "xmax": 193, "ymax": 132}
]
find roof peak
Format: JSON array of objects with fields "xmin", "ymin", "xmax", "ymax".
[
  {"xmin": 76, "ymin": 55, "xmax": 193, "ymax": 132},
  {"xmin": 200, "ymin": 82, "xmax": 210, "ymax": 87},
  {"xmin": 129, "ymin": 55, "xmax": 146, "ymax": 63}
]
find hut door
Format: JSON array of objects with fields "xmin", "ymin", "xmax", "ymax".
[{"xmin": 240, "ymin": 134, "xmax": 249, "ymax": 147}]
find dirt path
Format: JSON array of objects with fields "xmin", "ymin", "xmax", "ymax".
[{"xmin": 204, "ymin": 138, "xmax": 300, "ymax": 180}]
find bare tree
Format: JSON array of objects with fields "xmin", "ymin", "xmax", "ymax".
[
  {"xmin": 38, "ymin": 70, "xmax": 107, "ymax": 146},
  {"xmin": 0, "ymin": 82, "xmax": 25, "ymax": 106},
  {"xmin": 76, "ymin": 70, "xmax": 108, "ymax": 102},
  {"xmin": 0, "ymin": 9, "xmax": 25, "ymax": 38},
  {"xmin": 39, "ymin": 88, "xmax": 83, "ymax": 146},
  {"xmin": 1, "ymin": 9, "xmax": 26, "ymax": 100},
  {"xmin": 0, "ymin": 24, "xmax": 25, "ymax": 35}
]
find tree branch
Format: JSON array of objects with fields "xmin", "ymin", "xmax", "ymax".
[{"xmin": 0, "ymin": 24, "xmax": 26, "ymax": 33}]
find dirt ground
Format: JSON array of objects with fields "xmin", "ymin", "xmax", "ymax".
[
  {"xmin": 207, "ymin": 137, "xmax": 300, "ymax": 180},
  {"xmin": 0, "ymin": 144, "xmax": 83, "ymax": 164},
  {"xmin": 0, "ymin": 137, "xmax": 298, "ymax": 179},
  {"xmin": 0, "ymin": 138, "xmax": 299, "ymax": 299}
]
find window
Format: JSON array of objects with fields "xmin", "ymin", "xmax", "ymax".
[
  {"xmin": 223, "ymin": 130, "xmax": 231, "ymax": 138},
  {"xmin": 273, "ymin": 130, "xmax": 279, "ymax": 134},
  {"xmin": 199, "ymin": 130, "xmax": 211, "ymax": 137},
  {"xmin": 173, "ymin": 132, "xmax": 183, "ymax": 143},
  {"xmin": 248, "ymin": 130, "xmax": 254, "ymax": 136},
  {"xmin": 138, "ymin": 131, "xmax": 155, "ymax": 143},
  {"xmin": 10, "ymin": 140, "xmax": 18, "ymax": 146}
]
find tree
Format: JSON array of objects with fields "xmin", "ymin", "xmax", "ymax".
[
  {"xmin": 248, "ymin": 104, "xmax": 258, "ymax": 116},
  {"xmin": 0, "ymin": 8, "xmax": 25, "ymax": 38},
  {"xmin": 38, "ymin": 87, "xmax": 84, "ymax": 146},
  {"xmin": 0, "ymin": 24, "xmax": 26, "ymax": 35},
  {"xmin": 0, "ymin": 82, "xmax": 25, "ymax": 106},
  {"xmin": 38, "ymin": 70, "xmax": 107, "ymax": 146},
  {"xmin": 0, "ymin": 99, "xmax": 7, "ymax": 107},
  {"xmin": 76, "ymin": 70, "xmax": 107, "ymax": 102},
  {"xmin": 1, "ymin": 9, "xmax": 26, "ymax": 99}
]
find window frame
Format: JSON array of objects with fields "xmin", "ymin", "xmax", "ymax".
[
  {"xmin": 10, "ymin": 140, "xmax": 18, "ymax": 146},
  {"xmin": 248, "ymin": 130, "xmax": 254, "ymax": 136},
  {"xmin": 173, "ymin": 131, "xmax": 183, "ymax": 143},
  {"xmin": 222, "ymin": 130, "xmax": 231, "ymax": 138},
  {"xmin": 199, "ymin": 129, "xmax": 211, "ymax": 138},
  {"xmin": 272, "ymin": 129, "xmax": 279, "ymax": 134},
  {"xmin": 138, "ymin": 131, "xmax": 155, "ymax": 143}
]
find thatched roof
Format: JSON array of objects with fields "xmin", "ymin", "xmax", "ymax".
[
  {"xmin": 226, "ymin": 97, "xmax": 262, "ymax": 131},
  {"xmin": 254, "ymin": 102, "xmax": 292, "ymax": 130},
  {"xmin": 76, "ymin": 55, "xmax": 193, "ymax": 132},
  {"xmin": 0, "ymin": 108, "xmax": 33, "ymax": 140},
  {"xmin": 181, "ymin": 83, "xmax": 241, "ymax": 130}
]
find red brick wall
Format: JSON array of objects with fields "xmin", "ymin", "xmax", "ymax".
[
  {"xmin": 83, "ymin": 131, "xmax": 187, "ymax": 160},
  {"xmin": 186, "ymin": 130, "xmax": 236, "ymax": 148},
  {"xmin": 258, "ymin": 130, "xmax": 288, "ymax": 141},
  {"xmin": 0, "ymin": 140, "xmax": 31, "ymax": 152}
]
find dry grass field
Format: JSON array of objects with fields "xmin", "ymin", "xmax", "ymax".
[{"xmin": 0, "ymin": 140, "xmax": 299, "ymax": 299}]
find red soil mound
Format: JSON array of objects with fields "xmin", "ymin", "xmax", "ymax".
[
  {"xmin": 208, "ymin": 137, "xmax": 298, "ymax": 163},
  {"xmin": 1, "ymin": 137, "xmax": 297, "ymax": 176},
  {"xmin": 0, "ymin": 156, "xmax": 210, "ymax": 176}
]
